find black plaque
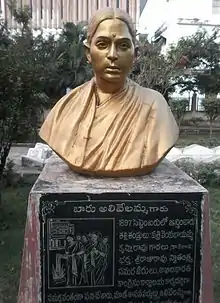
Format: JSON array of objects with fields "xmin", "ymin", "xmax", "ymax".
[{"xmin": 40, "ymin": 192, "xmax": 202, "ymax": 303}]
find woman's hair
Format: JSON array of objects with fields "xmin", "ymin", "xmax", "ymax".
[{"xmin": 85, "ymin": 8, "xmax": 136, "ymax": 46}]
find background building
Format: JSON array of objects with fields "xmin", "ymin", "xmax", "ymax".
[
  {"xmin": 139, "ymin": 0, "xmax": 220, "ymax": 43},
  {"xmin": 0, "ymin": 0, "xmax": 147, "ymax": 29},
  {"xmin": 138, "ymin": 0, "xmax": 220, "ymax": 48}
]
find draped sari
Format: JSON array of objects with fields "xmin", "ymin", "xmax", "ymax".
[{"xmin": 39, "ymin": 78, "xmax": 179, "ymax": 176}]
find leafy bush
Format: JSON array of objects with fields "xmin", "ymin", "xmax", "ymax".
[
  {"xmin": 186, "ymin": 117, "xmax": 204, "ymax": 127},
  {"xmin": 174, "ymin": 159, "xmax": 220, "ymax": 186},
  {"xmin": 208, "ymin": 137, "xmax": 220, "ymax": 147},
  {"xmin": 1, "ymin": 160, "xmax": 21, "ymax": 188},
  {"xmin": 177, "ymin": 134, "xmax": 220, "ymax": 148},
  {"xmin": 169, "ymin": 98, "xmax": 189, "ymax": 127}
]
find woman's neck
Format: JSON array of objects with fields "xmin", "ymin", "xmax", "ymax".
[
  {"xmin": 94, "ymin": 76, "xmax": 126, "ymax": 94},
  {"xmin": 94, "ymin": 77, "xmax": 127, "ymax": 106}
]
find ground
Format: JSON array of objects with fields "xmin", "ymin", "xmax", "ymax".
[
  {"xmin": 0, "ymin": 186, "xmax": 31, "ymax": 303},
  {"xmin": 0, "ymin": 185, "xmax": 219, "ymax": 302}
]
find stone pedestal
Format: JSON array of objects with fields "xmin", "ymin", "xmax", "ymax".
[{"xmin": 18, "ymin": 155, "xmax": 213, "ymax": 303}]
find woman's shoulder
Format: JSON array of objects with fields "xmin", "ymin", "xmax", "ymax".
[
  {"xmin": 129, "ymin": 80, "xmax": 167, "ymax": 107},
  {"xmin": 65, "ymin": 80, "xmax": 92, "ymax": 96}
]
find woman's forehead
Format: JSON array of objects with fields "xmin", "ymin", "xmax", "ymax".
[{"xmin": 92, "ymin": 19, "xmax": 133, "ymax": 41}]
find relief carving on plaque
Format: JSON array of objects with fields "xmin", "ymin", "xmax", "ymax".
[{"xmin": 45, "ymin": 218, "xmax": 114, "ymax": 289}]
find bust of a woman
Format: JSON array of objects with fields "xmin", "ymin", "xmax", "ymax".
[{"xmin": 39, "ymin": 8, "xmax": 179, "ymax": 177}]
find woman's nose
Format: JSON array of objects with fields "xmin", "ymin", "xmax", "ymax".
[{"xmin": 107, "ymin": 45, "xmax": 118, "ymax": 61}]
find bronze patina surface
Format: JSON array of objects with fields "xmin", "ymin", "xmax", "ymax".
[{"xmin": 39, "ymin": 8, "xmax": 179, "ymax": 177}]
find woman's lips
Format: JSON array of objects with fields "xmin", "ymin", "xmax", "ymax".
[{"xmin": 105, "ymin": 66, "xmax": 120, "ymax": 73}]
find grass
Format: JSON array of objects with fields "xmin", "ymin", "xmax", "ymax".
[
  {"xmin": 0, "ymin": 184, "xmax": 220, "ymax": 302},
  {"xmin": 210, "ymin": 187, "xmax": 220, "ymax": 302},
  {"xmin": 0, "ymin": 186, "xmax": 31, "ymax": 303}
]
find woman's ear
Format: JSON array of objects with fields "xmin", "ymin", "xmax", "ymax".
[{"xmin": 83, "ymin": 40, "xmax": 92, "ymax": 64}]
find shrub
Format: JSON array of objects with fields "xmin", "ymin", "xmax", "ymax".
[
  {"xmin": 1, "ymin": 160, "xmax": 21, "ymax": 188},
  {"xmin": 174, "ymin": 159, "xmax": 220, "ymax": 186}
]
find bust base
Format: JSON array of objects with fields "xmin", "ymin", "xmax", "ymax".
[{"xmin": 18, "ymin": 155, "xmax": 213, "ymax": 303}]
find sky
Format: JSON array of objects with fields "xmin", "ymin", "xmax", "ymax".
[{"xmin": 138, "ymin": 0, "xmax": 216, "ymax": 41}]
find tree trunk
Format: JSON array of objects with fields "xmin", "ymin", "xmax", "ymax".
[
  {"xmin": 209, "ymin": 120, "xmax": 213, "ymax": 140},
  {"xmin": 0, "ymin": 143, "xmax": 11, "ymax": 180},
  {"xmin": 0, "ymin": 143, "xmax": 11, "ymax": 208}
]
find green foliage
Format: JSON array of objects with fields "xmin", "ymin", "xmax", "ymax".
[
  {"xmin": 42, "ymin": 22, "xmax": 92, "ymax": 100},
  {"xmin": 174, "ymin": 156, "xmax": 220, "ymax": 299},
  {"xmin": 131, "ymin": 29, "xmax": 220, "ymax": 99},
  {"xmin": 131, "ymin": 38, "xmax": 185, "ymax": 97},
  {"xmin": 168, "ymin": 30, "xmax": 219, "ymax": 68},
  {"xmin": 174, "ymin": 159, "xmax": 220, "ymax": 186},
  {"xmin": 210, "ymin": 187, "xmax": 220, "ymax": 300},
  {"xmin": 1, "ymin": 160, "xmax": 22, "ymax": 188},
  {"xmin": 185, "ymin": 117, "xmax": 204, "ymax": 127},
  {"xmin": 7, "ymin": 0, "xmax": 31, "ymax": 29},
  {"xmin": 0, "ymin": 186, "xmax": 32, "ymax": 302},
  {"xmin": 202, "ymin": 94, "xmax": 220, "ymax": 121},
  {"xmin": 168, "ymin": 29, "xmax": 220, "ymax": 94},
  {"xmin": 0, "ymin": 4, "xmax": 92, "ymax": 177},
  {"xmin": 0, "ymin": 6, "xmax": 50, "ymax": 177},
  {"xmin": 2, "ymin": 160, "xmax": 15, "ymax": 187},
  {"xmin": 202, "ymin": 94, "xmax": 220, "ymax": 137},
  {"xmin": 169, "ymin": 98, "xmax": 189, "ymax": 127},
  {"xmin": 177, "ymin": 134, "xmax": 220, "ymax": 148}
]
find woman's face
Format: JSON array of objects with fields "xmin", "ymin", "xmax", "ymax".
[
  {"xmin": 91, "ymin": 233, "xmax": 98, "ymax": 243},
  {"xmin": 87, "ymin": 18, "xmax": 135, "ymax": 84}
]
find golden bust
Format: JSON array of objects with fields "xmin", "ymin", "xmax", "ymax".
[{"xmin": 39, "ymin": 8, "xmax": 179, "ymax": 177}]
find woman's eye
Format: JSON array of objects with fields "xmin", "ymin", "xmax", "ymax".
[
  {"xmin": 120, "ymin": 43, "xmax": 129, "ymax": 50},
  {"xmin": 96, "ymin": 42, "xmax": 108, "ymax": 49}
]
